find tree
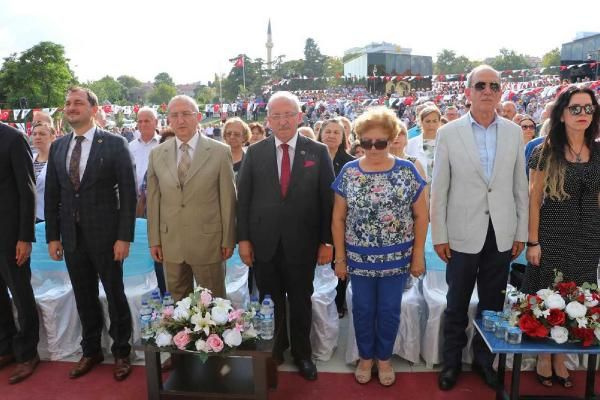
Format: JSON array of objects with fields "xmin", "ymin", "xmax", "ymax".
[
  {"xmin": 541, "ymin": 48, "xmax": 560, "ymax": 68},
  {"xmin": 303, "ymin": 38, "xmax": 326, "ymax": 77},
  {"xmin": 434, "ymin": 49, "xmax": 478, "ymax": 74},
  {"xmin": 0, "ymin": 41, "xmax": 76, "ymax": 108},
  {"xmin": 117, "ymin": 75, "xmax": 142, "ymax": 88},
  {"xmin": 154, "ymin": 72, "xmax": 175, "ymax": 87},
  {"xmin": 194, "ymin": 85, "xmax": 218, "ymax": 104},
  {"xmin": 487, "ymin": 48, "xmax": 531, "ymax": 71},
  {"xmin": 85, "ymin": 75, "xmax": 125, "ymax": 103},
  {"xmin": 148, "ymin": 83, "xmax": 177, "ymax": 104}
]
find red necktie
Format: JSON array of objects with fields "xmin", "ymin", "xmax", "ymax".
[{"xmin": 280, "ymin": 143, "xmax": 290, "ymax": 197}]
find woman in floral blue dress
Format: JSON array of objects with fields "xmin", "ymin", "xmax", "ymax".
[{"xmin": 331, "ymin": 107, "xmax": 428, "ymax": 386}]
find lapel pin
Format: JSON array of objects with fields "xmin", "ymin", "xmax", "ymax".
[
  {"xmin": 300, "ymin": 150, "xmax": 306, "ymax": 155},
  {"xmin": 98, "ymin": 139, "xmax": 103, "ymax": 143}
]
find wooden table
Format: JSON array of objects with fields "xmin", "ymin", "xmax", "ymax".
[
  {"xmin": 474, "ymin": 319, "xmax": 600, "ymax": 400},
  {"xmin": 134, "ymin": 339, "xmax": 277, "ymax": 400}
]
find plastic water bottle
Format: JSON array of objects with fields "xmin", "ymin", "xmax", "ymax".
[
  {"xmin": 139, "ymin": 301, "xmax": 153, "ymax": 340},
  {"xmin": 162, "ymin": 292, "xmax": 174, "ymax": 309},
  {"xmin": 260, "ymin": 295, "xmax": 275, "ymax": 340},
  {"xmin": 249, "ymin": 296, "xmax": 261, "ymax": 330},
  {"xmin": 150, "ymin": 290, "xmax": 162, "ymax": 310}
]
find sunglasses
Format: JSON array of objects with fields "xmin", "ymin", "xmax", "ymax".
[
  {"xmin": 472, "ymin": 81, "xmax": 501, "ymax": 92},
  {"xmin": 359, "ymin": 138, "xmax": 388, "ymax": 150},
  {"xmin": 567, "ymin": 104, "xmax": 595, "ymax": 116},
  {"xmin": 520, "ymin": 124, "xmax": 535, "ymax": 130}
]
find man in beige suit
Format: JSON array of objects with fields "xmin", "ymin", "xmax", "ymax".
[{"xmin": 146, "ymin": 95, "xmax": 236, "ymax": 300}]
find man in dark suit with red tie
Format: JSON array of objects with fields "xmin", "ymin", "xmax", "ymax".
[
  {"xmin": 237, "ymin": 91, "xmax": 335, "ymax": 381},
  {"xmin": 45, "ymin": 87, "xmax": 137, "ymax": 381},
  {"xmin": 0, "ymin": 123, "xmax": 39, "ymax": 384}
]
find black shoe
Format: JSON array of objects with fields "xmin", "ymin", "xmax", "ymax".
[
  {"xmin": 295, "ymin": 359, "xmax": 317, "ymax": 381},
  {"xmin": 438, "ymin": 366, "xmax": 461, "ymax": 390},
  {"xmin": 471, "ymin": 363, "xmax": 498, "ymax": 390}
]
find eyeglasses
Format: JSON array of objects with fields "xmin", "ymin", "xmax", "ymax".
[
  {"xmin": 168, "ymin": 111, "xmax": 197, "ymax": 120},
  {"xmin": 359, "ymin": 138, "xmax": 389, "ymax": 150},
  {"xmin": 567, "ymin": 104, "xmax": 595, "ymax": 116},
  {"xmin": 520, "ymin": 124, "xmax": 536, "ymax": 130},
  {"xmin": 269, "ymin": 112, "xmax": 298, "ymax": 121},
  {"xmin": 472, "ymin": 81, "xmax": 501, "ymax": 93}
]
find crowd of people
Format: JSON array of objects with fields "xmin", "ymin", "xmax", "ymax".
[{"xmin": 0, "ymin": 64, "xmax": 599, "ymax": 396}]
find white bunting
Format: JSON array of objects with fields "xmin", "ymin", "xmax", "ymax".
[
  {"xmin": 21, "ymin": 109, "xmax": 31, "ymax": 119},
  {"xmin": 49, "ymin": 108, "xmax": 58, "ymax": 116},
  {"xmin": 13, "ymin": 109, "xmax": 21, "ymax": 120}
]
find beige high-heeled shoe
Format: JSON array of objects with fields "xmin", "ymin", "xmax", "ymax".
[
  {"xmin": 377, "ymin": 360, "xmax": 396, "ymax": 387},
  {"xmin": 354, "ymin": 359, "xmax": 373, "ymax": 384}
]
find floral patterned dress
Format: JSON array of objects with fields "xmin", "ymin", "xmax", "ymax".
[{"xmin": 332, "ymin": 158, "xmax": 426, "ymax": 277}]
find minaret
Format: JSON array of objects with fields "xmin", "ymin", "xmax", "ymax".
[{"xmin": 266, "ymin": 19, "xmax": 273, "ymax": 70}]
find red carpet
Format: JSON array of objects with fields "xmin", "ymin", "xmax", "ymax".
[{"xmin": 0, "ymin": 361, "xmax": 599, "ymax": 399}]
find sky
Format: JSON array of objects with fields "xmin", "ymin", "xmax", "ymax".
[{"xmin": 1, "ymin": 0, "xmax": 598, "ymax": 85}]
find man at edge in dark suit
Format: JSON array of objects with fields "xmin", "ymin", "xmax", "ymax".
[
  {"xmin": 237, "ymin": 91, "xmax": 335, "ymax": 381},
  {"xmin": 0, "ymin": 123, "xmax": 39, "ymax": 384},
  {"xmin": 45, "ymin": 87, "xmax": 137, "ymax": 381}
]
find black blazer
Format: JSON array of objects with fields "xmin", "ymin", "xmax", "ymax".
[
  {"xmin": 237, "ymin": 134, "xmax": 335, "ymax": 264},
  {"xmin": 44, "ymin": 128, "xmax": 137, "ymax": 253},
  {"xmin": 0, "ymin": 124, "xmax": 35, "ymax": 253},
  {"xmin": 332, "ymin": 150, "xmax": 355, "ymax": 177}
]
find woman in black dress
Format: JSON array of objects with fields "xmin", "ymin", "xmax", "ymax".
[
  {"xmin": 524, "ymin": 85, "xmax": 600, "ymax": 388},
  {"xmin": 318, "ymin": 118, "xmax": 354, "ymax": 317}
]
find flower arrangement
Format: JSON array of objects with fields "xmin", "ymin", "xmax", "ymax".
[
  {"xmin": 508, "ymin": 271, "xmax": 600, "ymax": 347},
  {"xmin": 145, "ymin": 286, "xmax": 258, "ymax": 361}
]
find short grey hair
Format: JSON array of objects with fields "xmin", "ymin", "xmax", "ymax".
[
  {"xmin": 267, "ymin": 91, "xmax": 301, "ymax": 114},
  {"xmin": 168, "ymin": 95, "xmax": 199, "ymax": 113},
  {"xmin": 137, "ymin": 106, "xmax": 158, "ymax": 119},
  {"xmin": 466, "ymin": 65, "xmax": 501, "ymax": 88}
]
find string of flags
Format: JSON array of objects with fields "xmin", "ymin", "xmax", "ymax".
[{"xmin": 273, "ymin": 62, "xmax": 597, "ymax": 85}]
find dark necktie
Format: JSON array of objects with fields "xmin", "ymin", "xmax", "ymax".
[
  {"xmin": 280, "ymin": 143, "xmax": 290, "ymax": 197},
  {"xmin": 69, "ymin": 136, "xmax": 85, "ymax": 191}
]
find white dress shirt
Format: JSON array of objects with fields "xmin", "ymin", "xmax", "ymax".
[
  {"xmin": 129, "ymin": 134, "xmax": 161, "ymax": 193},
  {"xmin": 274, "ymin": 132, "xmax": 298, "ymax": 179},
  {"xmin": 175, "ymin": 131, "xmax": 200, "ymax": 165},
  {"xmin": 66, "ymin": 126, "xmax": 96, "ymax": 181}
]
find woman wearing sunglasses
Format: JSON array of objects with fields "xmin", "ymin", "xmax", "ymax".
[
  {"xmin": 519, "ymin": 115, "xmax": 537, "ymax": 144},
  {"xmin": 331, "ymin": 107, "xmax": 428, "ymax": 386},
  {"xmin": 523, "ymin": 86, "xmax": 600, "ymax": 389}
]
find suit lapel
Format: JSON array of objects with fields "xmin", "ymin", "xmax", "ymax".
[
  {"xmin": 263, "ymin": 136, "xmax": 281, "ymax": 195},
  {"xmin": 184, "ymin": 135, "xmax": 211, "ymax": 184},
  {"xmin": 457, "ymin": 117, "xmax": 488, "ymax": 183},
  {"xmin": 287, "ymin": 135, "xmax": 307, "ymax": 197},
  {"xmin": 79, "ymin": 128, "xmax": 101, "ymax": 190},
  {"xmin": 488, "ymin": 118, "xmax": 506, "ymax": 186},
  {"xmin": 57, "ymin": 133, "xmax": 72, "ymax": 186},
  {"xmin": 162, "ymin": 138, "xmax": 179, "ymax": 183}
]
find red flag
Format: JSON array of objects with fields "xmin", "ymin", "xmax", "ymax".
[
  {"xmin": 0, "ymin": 110, "xmax": 9, "ymax": 121},
  {"xmin": 234, "ymin": 56, "xmax": 244, "ymax": 68},
  {"xmin": 133, "ymin": 104, "xmax": 140, "ymax": 114}
]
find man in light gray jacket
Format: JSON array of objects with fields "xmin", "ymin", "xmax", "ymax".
[{"xmin": 431, "ymin": 65, "xmax": 528, "ymax": 391}]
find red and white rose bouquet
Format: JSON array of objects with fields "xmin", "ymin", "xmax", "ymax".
[{"xmin": 508, "ymin": 271, "xmax": 600, "ymax": 347}]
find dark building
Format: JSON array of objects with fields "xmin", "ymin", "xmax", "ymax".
[
  {"xmin": 560, "ymin": 33, "xmax": 600, "ymax": 82},
  {"xmin": 344, "ymin": 42, "xmax": 433, "ymax": 94}
]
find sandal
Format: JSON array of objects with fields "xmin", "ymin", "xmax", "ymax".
[
  {"xmin": 535, "ymin": 370, "xmax": 553, "ymax": 387},
  {"xmin": 536, "ymin": 357, "xmax": 553, "ymax": 388},
  {"xmin": 354, "ymin": 359, "xmax": 373, "ymax": 384},
  {"xmin": 376, "ymin": 360, "xmax": 395, "ymax": 387},
  {"xmin": 553, "ymin": 367, "xmax": 573, "ymax": 388}
]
